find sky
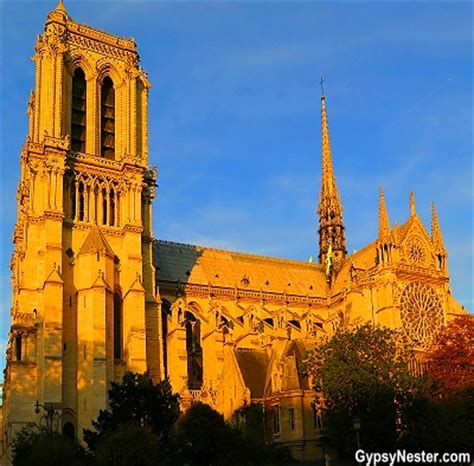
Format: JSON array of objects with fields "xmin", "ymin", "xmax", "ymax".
[{"xmin": 0, "ymin": 1, "xmax": 472, "ymax": 371}]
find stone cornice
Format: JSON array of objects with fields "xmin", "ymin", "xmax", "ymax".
[
  {"xmin": 67, "ymin": 152, "xmax": 147, "ymax": 176},
  {"xmin": 395, "ymin": 263, "xmax": 448, "ymax": 284},
  {"xmin": 158, "ymin": 281, "xmax": 330, "ymax": 308},
  {"xmin": 67, "ymin": 20, "xmax": 137, "ymax": 54}
]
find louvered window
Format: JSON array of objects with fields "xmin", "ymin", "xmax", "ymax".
[
  {"xmin": 101, "ymin": 77, "xmax": 115, "ymax": 159},
  {"xmin": 71, "ymin": 68, "xmax": 86, "ymax": 152}
]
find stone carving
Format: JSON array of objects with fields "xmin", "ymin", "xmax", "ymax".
[
  {"xmin": 400, "ymin": 282, "xmax": 443, "ymax": 348},
  {"xmin": 405, "ymin": 235, "xmax": 426, "ymax": 265}
]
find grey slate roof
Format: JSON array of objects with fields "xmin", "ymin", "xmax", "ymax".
[
  {"xmin": 235, "ymin": 348, "xmax": 269, "ymax": 399},
  {"xmin": 153, "ymin": 240, "xmax": 328, "ymax": 296}
]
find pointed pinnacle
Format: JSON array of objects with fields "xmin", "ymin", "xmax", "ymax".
[
  {"xmin": 409, "ymin": 192, "xmax": 416, "ymax": 217},
  {"xmin": 56, "ymin": 0, "xmax": 66, "ymax": 12},
  {"xmin": 431, "ymin": 202, "xmax": 445, "ymax": 251},
  {"xmin": 378, "ymin": 187, "xmax": 391, "ymax": 241}
]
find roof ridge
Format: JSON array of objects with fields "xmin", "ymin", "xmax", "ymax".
[
  {"xmin": 155, "ymin": 239, "xmax": 324, "ymax": 270},
  {"xmin": 349, "ymin": 240, "xmax": 377, "ymax": 257}
]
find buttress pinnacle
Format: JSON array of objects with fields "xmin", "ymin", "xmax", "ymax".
[
  {"xmin": 378, "ymin": 187, "xmax": 391, "ymax": 241},
  {"xmin": 431, "ymin": 202, "xmax": 445, "ymax": 251}
]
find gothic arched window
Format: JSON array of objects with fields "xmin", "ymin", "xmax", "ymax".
[
  {"xmin": 162, "ymin": 300, "xmax": 171, "ymax": 378},
  {"xmin": 70, "ymin": 179, "xmax": 76, "ymax": 220},
  {"xmin": 109, "ymin": 189, "xmax": 115, "ymax": 226},
  {"xmin": 71, "ymin": 68, "xmax": 86, "ymax": 153},
  {"xmin": 101, "ymin": 77, "xmax": 115, "ymax": 160},
  {"xmin": 102, "ymin": 188, "xmax": 108, "ymax": 225},
  {"xmin": 63, "ymin": 422, "xmax": 75, "ymax": 439},
  {"xmin": 185, "ymin": 311, "xmax": 203, "ymax": 389},
  {"xmin": 78, "ymin": 181, "xmax": 85, "ymax": 221},
  {"xmin": 15, "ymin": 334, "xmax": 22, "ymax": 361},
  {"xmin": 113, "ymin": 293, "xmax": 122, "ymax": 360}
]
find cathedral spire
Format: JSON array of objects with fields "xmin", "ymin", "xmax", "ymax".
[
  {"xmin": 319, "ymin": 92, "xmax": 341, "ymax": 206},
  {"xmin": 431, "ymin": 202, "xmax": 445, "ymax": 251},
  {"xmin": 378, "ymin": 186, "xmax": 391, "ymax": 241},
  {"xmin": 317, "ymin": 85, "xmax": 346, "ymax": 274}
]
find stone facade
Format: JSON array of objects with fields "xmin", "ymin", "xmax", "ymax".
[
  {"xmin": 2, "ymin": 3, "xmax": 158, "ymax": 461},
  {"xmin": 1, "ymin": 2, "xmax": 467, "ymax": 464}
]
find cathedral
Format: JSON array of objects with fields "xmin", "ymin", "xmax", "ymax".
[{"xmin": 1, "ymin": 2, "xmax": 467, "ymax": 463}]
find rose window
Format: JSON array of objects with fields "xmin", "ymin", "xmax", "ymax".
[
  {"xmin": 406, "ymin": 236, "xmax": 426, "ymax": 265},
  {"xmin": 400, "ymin": 282, "xmax": 443, "ymax": 348}
]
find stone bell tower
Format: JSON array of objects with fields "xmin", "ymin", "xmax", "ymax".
[{"xmin": 3, "ymin": 0, "xmax": 160, "ymax": 446}]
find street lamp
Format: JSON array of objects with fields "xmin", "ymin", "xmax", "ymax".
[
  {"xmin": 353, "ymin": 417, "xmax": 361, "ymax": 449},
  {"xmin": 34, "ymin": 400, "xmax": 57, "ymax": 433}
]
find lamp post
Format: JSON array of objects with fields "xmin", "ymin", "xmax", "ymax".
[
  {"xmin": 34, "ymin": 400, "xmax": 57, "ymax": 433},
  {"xmin": 353, "ymin": 417, "xmax": 361, "ymax": 450}
]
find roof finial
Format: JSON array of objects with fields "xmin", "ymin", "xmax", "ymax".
[
  {"xmin": 409, "ymin": 192, "xmax": 416, "ymax": 216},
  {"xmin": 56, "ymin": 0, "xmax": 67, "ymax": 12},
  {"xmin": 378, "ymin": 186, "xmax": 391, "ymax": 241},
  {"xmin": 431, "ymin": 201, "xmax": 445, "ymax": 251}
]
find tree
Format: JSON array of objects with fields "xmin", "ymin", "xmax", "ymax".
[
  {"xmin": 305, "ymin": 324, "xmax": 420, "ymax": 456},
  {"xmin": 401, "ymin": 315, "xmax": 474, "ymax": 452},
  {"xmin": 94, "ymin": 422, "xmax": 163, "ymax": 466},
  {"xmin": 12, "ymin": 423, "xmax": 89, "ymax": 466},
  {"xmin": 234, "ymin": 403, "xmax": 294, "ymax": 465},
  {"xmin": 174, "ymin": 402, "xmax": 242, "ymax": 466},
  {"xmin": 174, "ymin": 401, "xmax": 295, "ymax": 466},
  {"xmin": 84, "ymin": 372, "xmax": 180, "ymax": 461},
  {"xmin": 424, "ymin": 314, "xmax": 474, "ymax": 399}
]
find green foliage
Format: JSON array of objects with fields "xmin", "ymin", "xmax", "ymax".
[
  {"xmin": 174, "ymin": 402, "xmax": 242, "ymax": 466},
  {"xmin": 84, "ymin": 372, "xmax": 180, "ymax": 459},
  {"xmin": 306, "ymin": 324, "xmax": 421, "ymax": 456},
  {"xmin": 401, "ymin": 387, "xmax": 474, "ymax": 452},
  {"xmin": 174, "ymin": 402, "xmax": 295, "ymax": 466},
  {"xmin": 94, "ymin": 422, "xmax": 163, "ymax": 466},
  {"xmin": 12, "ymin": 423, "xmax": 89, "ymax": 466},
  {"xmin": 13, "ymin": 374, "xmax": 296, "ymax": 465},
  {"xmin": 236, "ymin": 403, "xmax": 266, "ymax": 447}
]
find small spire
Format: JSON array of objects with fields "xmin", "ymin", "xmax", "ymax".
[
  {"xmin": 378, "ymin": 187, "xmax": 391, "ymax": 241},
  {"xmin": 55, "ymin": 0, "xmax": 68, "ymax": 16},
  {"xmin": 431, "ymin": 202, "xmax": 445, "ymax": 251},
  {"xmin": 409, "ymin": 192, "xmax": 416, "ymax": 216}
]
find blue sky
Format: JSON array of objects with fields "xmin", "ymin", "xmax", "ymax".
[{"xmin": 0, "ymin": 1, "xmax": 472, "ymax": 368}]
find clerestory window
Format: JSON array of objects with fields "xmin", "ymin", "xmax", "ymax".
[{"xmin": 185, "ymin": 311, "xmax": 203, "ymax": 389}]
